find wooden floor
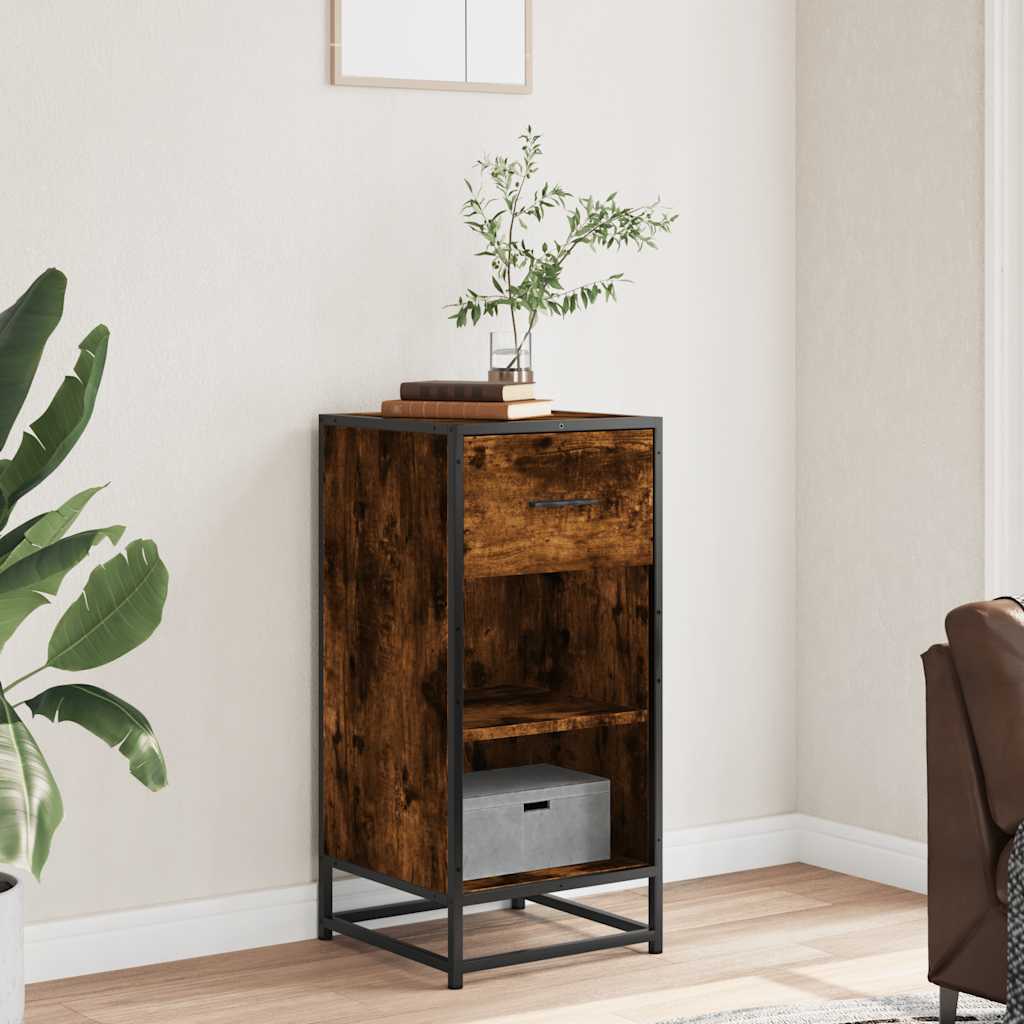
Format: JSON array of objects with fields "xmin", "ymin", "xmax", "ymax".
[{"xmin": 27, "ymin": 864, "xmax": 930, "ymax": 1024}]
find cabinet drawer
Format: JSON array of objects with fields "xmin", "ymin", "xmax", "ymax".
[{"xmin": 463, "ymin": 429, "xmax": 654, "ymax": 578}]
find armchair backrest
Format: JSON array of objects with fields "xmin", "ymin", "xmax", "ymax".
[{"xmin": 946, "ymin": 598, "xmax": 1024, "ymax": 836}]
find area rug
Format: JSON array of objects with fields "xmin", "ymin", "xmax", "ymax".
[{"xmin": 655, "ymin": 994, "xmax": 1005, "ymax": 1024}]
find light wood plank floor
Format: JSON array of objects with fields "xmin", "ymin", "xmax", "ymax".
[{"xmin": 26, "ymin": 864, "xmax": 930, "ymax": 1024}]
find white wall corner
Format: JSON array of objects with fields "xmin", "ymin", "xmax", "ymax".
[
  {"xmin": 662, "ymin": 815, "xmax": 800, "ymax": 881},
  {"xmin": 986, "ymin": 0, "xmax": 1024, "ymax": 597},
  {"xmin": 24, "ymin": 814, "xmax": 924, "ymax": 985},
  {"xmin": 794, "ymin": 815, "xmax": 927, "ymax": 896}
]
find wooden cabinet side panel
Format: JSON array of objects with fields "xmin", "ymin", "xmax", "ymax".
[{"xmin": 322, "ymin": 426, "xmax": 448, "ymax": 893}]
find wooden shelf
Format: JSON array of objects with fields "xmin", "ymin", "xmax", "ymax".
[
  {"xmin": 463, "ymin": 685, "xmax": 647, "ymax": 742},
  {"xmin": 464, "ymin": 857, "xmax": 651, "ymax": 894}
]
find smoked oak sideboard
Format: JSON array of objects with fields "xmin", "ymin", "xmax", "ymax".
[{"xmin": 318, "ymin": 411, "xmax": 663, "ymax": 988}]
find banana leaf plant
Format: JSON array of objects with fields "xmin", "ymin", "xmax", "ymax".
[{"xmin": 0, "ymin": 269, "xmax": 169, "ymax": 880}]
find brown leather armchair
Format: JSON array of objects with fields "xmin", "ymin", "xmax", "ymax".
[{"xmin": 923, "ymin": 598, "xmax": 1024, "ymax": 1021}]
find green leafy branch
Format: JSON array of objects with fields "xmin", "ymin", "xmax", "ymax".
[
  {"xmin": 0, "ymin": 269, "xmax": 169, "ymax": 880},
  {"xmin": 448, "ymin": 127, "xmax": 677, "ymax": 369}
]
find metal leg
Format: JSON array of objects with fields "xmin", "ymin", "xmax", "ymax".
[
  {"xmin": 448, "ymin": 902, "xmax": 464, "ymax": 990},
  {"xmin": 939, "ymin": 988, "xmax": 959, "ymax": 1024},
  {"xmin": 317, "ymin": 856, "xmax": 333, "ymax": 941},
  {"xmin": 318, "ymin": 862, "xmax": 658, "ymax": 985},
  {"xmin": 510, "ymin": 897, "xmax": 526, "ymax": 910},
  {"xmin": 649, "ymin": 422, "xmax": 664, "ymax": 957},
  {"xmin": 648, "ymin": 874, "xmax": 663, "ymax": 954},
  {"xmin": 447, "ymin": 427, "xmax": 465, "ymax": 991}
]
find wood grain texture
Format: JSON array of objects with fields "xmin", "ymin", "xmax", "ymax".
[
  {"xmin": 464, "ymin": 857, "xmax": 647, "ymax": 894},
  {"xmin": 26, "ymin": 866, "xmax": 928, "ymax": 1022},
  {"xmin": 463, "ymin": 430, "xmax": 654, "ymax": 578},
  {"xmin": 321, "ymin": 425, "xmax": 448, "ymax": 893},
  {"xmin": 463, "ymin": 567, "xmax": 651, "ymax": 709},
  {"xmin": 463, "ymin": 685, "xmax": 647, "ymax": 741}
]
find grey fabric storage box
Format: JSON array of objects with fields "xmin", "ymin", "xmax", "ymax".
[{"xmin": 463, "ymin": 765, "xmax": 610, "ymax": 880}]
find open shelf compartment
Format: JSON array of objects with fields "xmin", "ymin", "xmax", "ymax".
[{"xmin": 463, "ymin": 566, "xmax": 654, "ymax": 881}]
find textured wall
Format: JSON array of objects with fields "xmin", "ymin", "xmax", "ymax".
[
  {"xmin": 1, "ymin": 0, "xmax": 796, "ymax": 922},
  {"xmin": 796, "ymin": 0, "xmax": 985, "ymax": 841}
]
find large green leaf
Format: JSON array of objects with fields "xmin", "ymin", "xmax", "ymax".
[
  {"xmin": 0, "ymin": 269, "xmax": 66, "ymax": 451},
  {"xmin": 0, "ymin": 492, "xmax": 113, "ymax": 654},
  {"xmin": 0, "ymin": 690, "xmax": 63, "ymax": 879},
  {"xmin": 0, "ymin": 512, "xmax": 47, "ymax": 564},
  {"xmin": 0, "ymin": 325, "xmax": 109, "ymax": 508},
  {"xmin": 0, "ymin": 486, "xmax": 105, "ymax": 577},
  {"xmin": 27, "ymin": 684, "xmax": 167, "ymax": 792},
  {"xmin": 0, "ymin": 589, "xmax": 50, "ymax": 652},
  {"xmin": 48, "ymin": 539, "xmax": 168, "ymax": 671},
  {"xmin": 0, "ymin": 525, "xmax": 123, "ymax": 596}
]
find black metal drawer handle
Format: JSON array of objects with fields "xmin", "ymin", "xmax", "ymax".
[
  {"xmin": 523, "ymin": 800, "xmax": 550, "ymax": 812},
  {"xmin": 528, "ymin": 498, "xmax": 601, "ymax": 509}
]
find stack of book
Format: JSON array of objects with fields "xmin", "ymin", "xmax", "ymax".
[{"xmin": 381, "ymin": 380, "xmax": 553, "ymax": 420}]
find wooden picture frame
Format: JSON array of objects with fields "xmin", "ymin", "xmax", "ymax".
[{"xmin": 330, "ymin": 0, "xmax": 532, "ymax": 94}]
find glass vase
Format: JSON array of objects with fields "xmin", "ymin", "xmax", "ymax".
[{"xmin": 489, "ymin": 330, "xmax": 533, "ymax": 384}]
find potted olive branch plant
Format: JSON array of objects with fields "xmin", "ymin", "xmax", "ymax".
[
  {"xmin": 448, "ymin": 127, "xmax": 677, "ymax": 380},
  {"xmin": 0, "ymin": 269, "xmax": 169, "ymax": 1024}
]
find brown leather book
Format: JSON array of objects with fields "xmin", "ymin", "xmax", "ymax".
[
  {"xmin": 399, "ymin": 380, "xmax": 536, "ymax": 401},
  {"xmin": 381, "ymin": 399, "xmax": 553, "ymax": 420}
]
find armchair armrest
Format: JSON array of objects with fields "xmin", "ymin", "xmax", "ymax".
[{"xmin": 924, "ymin": 643, "xmax": 1007, "ymax": 1003}]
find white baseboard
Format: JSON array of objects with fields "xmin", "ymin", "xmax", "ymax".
[
  {"xmin": 795, "ymin": 814, "xmax": 927, "ymax": 895},
  {"xmin": 23, "ymin": 813, "xmax": 926, "ymax": 984},
  {"xmin": 663, "ymin": 814, "xmax": 801, "ymax": 880}
]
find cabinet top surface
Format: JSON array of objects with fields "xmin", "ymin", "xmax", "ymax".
[{"xmin": 319, "ymin": 411, "xmax": 661, "ymax": 435}]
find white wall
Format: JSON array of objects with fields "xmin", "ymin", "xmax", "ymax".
[
  {"xmin": 0, "ymin": 1, "xmax": 796, "ymax": 924},
  {"xmin": 795, "ymin": 0, "xmax": 985, "ymax": 842}
]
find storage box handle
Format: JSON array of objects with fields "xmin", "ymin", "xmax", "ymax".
[
  {"xmin": 528, "ymin": 499, "xmax": 601, "ymax": 510},
  {"xmin": 523, "ymin": 800, "xmax": 550, "ymax": 812}
]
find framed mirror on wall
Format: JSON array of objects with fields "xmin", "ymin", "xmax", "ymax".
[{"xmin": 330, "ymin": 0, "xmax": 532, "ymax": 93}]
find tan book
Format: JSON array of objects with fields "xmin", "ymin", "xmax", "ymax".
[{"xmin": 381, "ymin": 399, "xmax": 553, "ymax": 420}]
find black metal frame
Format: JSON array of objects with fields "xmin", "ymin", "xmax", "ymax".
[{"xmin": 317, "ymin": 412, "xmax": 664, "ymax": 988}]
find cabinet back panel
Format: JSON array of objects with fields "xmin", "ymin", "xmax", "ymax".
[
  {"xmin": 321, "ymin": 426, "xmax": 448, "ymax": 893},
  {"xmin": 464, "ymin": 566, "xmax": 651, "ymax": 709}
]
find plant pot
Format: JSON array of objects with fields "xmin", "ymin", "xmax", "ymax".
[
  {"xmin": 489, "ymin": 330, "xmax": 534, "ymax": 384},
  {"xmin": 0, "ymin": 873, "xmax": 23, "ymax": 1024}
]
